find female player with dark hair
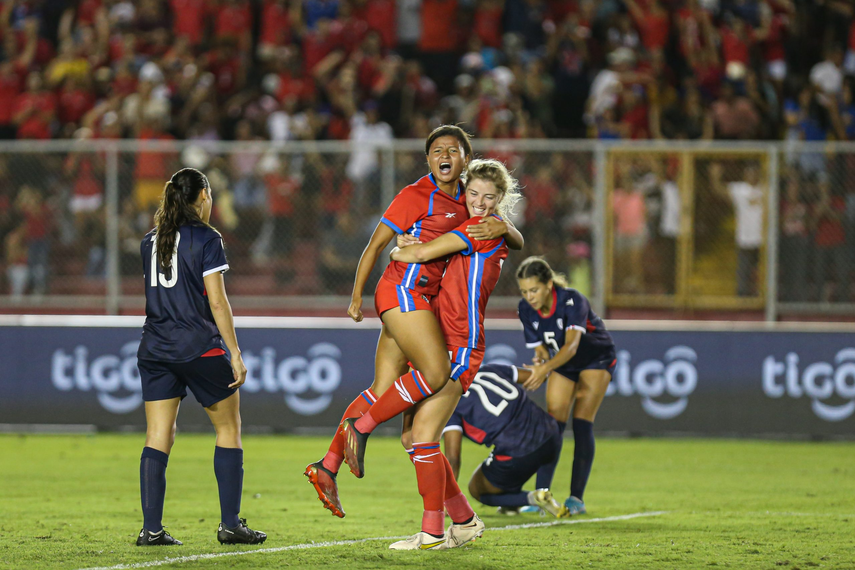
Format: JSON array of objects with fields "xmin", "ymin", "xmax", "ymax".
[
  {"xmin": 516, "ymin": 256, "xmax": 616, "ymax": 516},
  {"xmin": 341, "ymin": 158, "xmax": 522, "ymax": 549},
  {"xmin": 304, "ymin": 127, "xmax": 523, "ymax": 519},
  {"xmin": 136, "ymin": 168, "xmax": 266, "ymax": 546}
]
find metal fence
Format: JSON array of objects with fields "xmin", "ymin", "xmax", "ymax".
[{"xmin": 1, "ymin": 139, "xmax": 853, "ymax": 320}]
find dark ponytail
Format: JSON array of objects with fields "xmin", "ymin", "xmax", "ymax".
[
  {"xmin": 154, "ymin": 168, "xmax": 214, "ymax": 272},
  {"xmin": 516, "ymin": 256, "xmax": 568, "ymax": 288}
]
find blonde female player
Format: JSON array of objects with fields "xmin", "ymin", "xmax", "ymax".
[
  {"xmin": 516, "ymin": 257, "xmax": 616, "ymax": 515},
  {"xmin": 341, "ymin": 159, "xmax": 521, "ymax": 549},
  {"xmin": 304, "ymin": 127, "xmax": 523, "ymax": 517}
]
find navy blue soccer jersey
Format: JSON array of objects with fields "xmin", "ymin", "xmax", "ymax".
[
  {"xmin": 443, "ymin": 363, "xmax": 558, "ymax": 457},
  {"xmin": 137, "ymin": 224, "xmax": 229, "ymax": 363},
  {"xmin": 518, "ymin": 287, "xmax": 615, "ymax": 376}
]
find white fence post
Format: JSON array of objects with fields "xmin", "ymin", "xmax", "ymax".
[
  {"xmin": 593, "ymin": 143, "xmax": 607, "ymax": 315},
  {"xmin": 765, "ymin": 145, "xmax": 780, "ymax": 322},
  {"xmin": 105, "ymin": 144, "xmax": 119, "ymax": 315}
]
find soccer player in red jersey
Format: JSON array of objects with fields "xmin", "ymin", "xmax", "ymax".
[
  {"xmin": 304, "ymin": 127, "xmax": 523, "ymax": 518},
  {"xmin": 349, "ymin": 159, "xmax": 521, "ymax": 549}
]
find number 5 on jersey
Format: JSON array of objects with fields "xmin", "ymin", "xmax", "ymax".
[{"xmin": 150, "ymin": 234, "xmax": 180, "ymax": 288}]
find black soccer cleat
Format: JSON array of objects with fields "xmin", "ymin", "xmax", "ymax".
[
  {"xmin": 217, "ymin": 518, "xmax": 267, "ymax": 545},
  {"xmin": 136, "ymin": 528, "xmax": 183, "ymax": 546},
  {"xmin": 341, "ymin": 417, "xmax": 369, "ymax": 479}
]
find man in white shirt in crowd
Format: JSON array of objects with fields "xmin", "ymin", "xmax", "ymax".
[{"xmin": 712, "ymin": 162, "xmax": 765, "ymax": 297}]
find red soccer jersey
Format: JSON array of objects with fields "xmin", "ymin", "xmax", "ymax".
[
  {"xmin": 436, "ymin": 215, "xmax": 508, "ymax": 349},
  {"xmin": 380, "ymin": 174, "xmax": 468, "ymax": 296}
]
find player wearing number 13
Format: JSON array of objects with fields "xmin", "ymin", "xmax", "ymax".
[{"xmin": 136, "ymin": 168, "xmax": 265, "ymax": 546}]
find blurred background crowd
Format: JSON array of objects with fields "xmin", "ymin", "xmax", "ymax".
[{"xmin": 2, "ymin": 0, "xmax": 855, "ymax": 313}]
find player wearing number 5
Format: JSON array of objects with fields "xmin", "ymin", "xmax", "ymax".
[
  {"xmin": 517, "ymin": 257, "xmax": 616, "ymax": 516},
  {"xmin": 135, "ymin": 168, "xmax": 266, "ymax": 546}
]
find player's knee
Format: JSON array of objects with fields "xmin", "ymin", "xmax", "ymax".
[
  {"xmin": 422, "ymin": 360, "xmax": 451, "ymax": 391},
  {"xmin": 468, "ymin": 478, "xmax": 482, "ymax": 502}
]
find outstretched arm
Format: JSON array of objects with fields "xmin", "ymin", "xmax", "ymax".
[
  {"xmin": 348, "ymin": 222, "xmax": 396, "ymax": 322},
  {"xmin": 390, "ymin": 231, "xmax": 468, "ymax": 263}
]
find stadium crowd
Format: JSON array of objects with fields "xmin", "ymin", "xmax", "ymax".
[{"xmin": 1, "ymin": 0, "xmax": 855, "ymax": 303}]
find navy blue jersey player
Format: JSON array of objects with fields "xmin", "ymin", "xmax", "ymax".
[
  {"xmin": 516, "ymin": 256, "xmax": 616, "ymax": 516},
  {"xmin": 135, "ymin": 168, "xmax": 265, "ymax": 547},
  {"xmin": 441, "ymin": 363, "xmax": 567, "ymax": 517}
]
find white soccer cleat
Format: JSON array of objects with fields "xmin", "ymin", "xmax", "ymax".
[
  {"xmin": 527, "ymin": 489, "xmax": 567, "ymax": 518},
  {"xmin": 389, "ymin": 532, "xmax": 447, "ymax": 550},
  {"xmin": 444, "ymin": 514, "xmax": 485, "ymax": 548}
]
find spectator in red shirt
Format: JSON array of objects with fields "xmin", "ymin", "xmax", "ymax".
[
  {"xmin": 170, "ymin": 0, "xmax": 209, "ymax": 47},
  {"xmin": 262, "ymin": 154, "xmax": 300, "ymax": 263},
  {"xmin": 15, "ymin": 185, "xmax": 51, "ymax": 296},
  {"xmin": 625, "ymin": 0, "xmax": 670, "ymax": 54},
  {"xmin": 419, "ymin": 0, "xmax": 459, "ymax": 92},
  {"xmin": 352, "ymin": 0, "xmax": 397, "ymax": 49},
  {"xmin": 301, "ymin": 17, "xmax": 340, "ymax": 74},
  {"xmin": 753, "ymin": 1, "xmax": 788, "ymax": 86},
  {"xmin": 719, "ymin": 15, "xmax": 751, "ymax": 68},
  {"xmin": 215, "ymin": 0, "xmax": 253, "ymax": 52},
  {"xmin": 0, "ymin": 62, "xmax": 24, "ymax": 139},
  {"xmin": 523, "ymin": 164, "xmax": 560, "ymax": 225},
  {"xmin": 58, "ymin": 75, "xmax": 96, "ymax": 135},
  {"xmin": 258, "ymin": 0, "xmax": 296, "ymax": 60},
  {"xmin": 474, "ymin": 0, "xmax": 503, "ymax": 49},
  {"xmin": 12, "ymin": 71, "xmax": 57, "ymax": 140}
]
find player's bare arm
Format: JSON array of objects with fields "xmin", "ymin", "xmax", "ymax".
[
  {"xmin": 348, "ymin": 222, "xmax": 397, "ymax": 322},
  {"xmin": 390, "ymin": 232, "xmax": 468, "ymax": 264},
  {"xmin": 204, "ymin": 271, "xmax": 246, "ymax": 389},
  {"xmin": 522, "ymin": 330, "xmax": 582, "ymax": 391}
]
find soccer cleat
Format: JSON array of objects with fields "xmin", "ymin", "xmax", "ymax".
[
  {"xmin": 304, "ymin": 460, "xmax": 345, "ymax": 518},
  {"xmin": 519, "ymin": 505, "xmax": 542, "ymax": 514},
  {"xmin": 564, "ymin": 496, "xmax": 587, "ymax": 516},
  {"xmin": 496, "ymin": 506, "xmax": 521, "ymax": 516},
  {"xmin": 136, "ymin": 528, "xmax": 182, "ymax": 546},
  {"xmin": 341, "ymin": 418, "xmax": 369, "ymax": 478},
  {"xmin": 445, "ymin": 514, "xmax": 485, "ymax": 548},
  {"xmin": 217, "ymin": 519, "xmax": 267, "ymax": 545},
  {"xmin": 389, "ymin": 531, "xmax": 447, "ymax": 550},
  {"xmin": 527, "ymin": 489, "xmax": 567, "ymax": 518}
]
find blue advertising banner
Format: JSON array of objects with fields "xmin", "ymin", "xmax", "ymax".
[{"xmin": 1, "ymin": 318, "xmax": 854, "ymax": 437}]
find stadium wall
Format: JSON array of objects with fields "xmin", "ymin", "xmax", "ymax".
[{"xmin": 2, "ymin": 316, "xmax": 855, "ymax": 439}]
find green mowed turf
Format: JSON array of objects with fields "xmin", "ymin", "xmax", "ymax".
[{"xmin": 2, "ymin": 434, "xmax": 854, "ymax": 570}]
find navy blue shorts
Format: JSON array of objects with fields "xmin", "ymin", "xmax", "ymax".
[
  {"xmin": 138, "ymin": 355, "xmax": 236, "ymax": 408},
  {"xmin": 558, "ymin": 355, "xmax": 617, "ymax": 383},
  {"xmin": 480, "ymin": 431, "xmax": 563, "ymax": 493}
]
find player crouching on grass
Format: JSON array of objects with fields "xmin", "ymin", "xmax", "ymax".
[
  {"xmin": 135, "ymin": 168, "xmax": 266, "ymax": 546},
  {"xmin": 441, "ymin": 363, "xmax": 567, "ymax": 517}
]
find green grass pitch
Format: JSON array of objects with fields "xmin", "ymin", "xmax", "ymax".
[{"xmin": 2, "ymin": 433, "xmax": 854, "ymax": 570}]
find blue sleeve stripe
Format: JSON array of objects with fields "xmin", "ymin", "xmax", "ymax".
[
  {"xmin": 451, "ymin": 230, "xmax": 473, "ymax": 255},
  {"xmin": 381, "ymin": 217, "xmax": 404, "ymax": 234}
]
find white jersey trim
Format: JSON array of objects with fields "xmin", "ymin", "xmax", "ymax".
[
  {"xmin": 202, "ymin": 264, "xmax": 230, "ymax": 277},
  {"xmin": 441, "ymin": 425, "xmax": 463, "ymax": 435},
  {"xmin": 526, "ymin": 341, "xmax": 543, "ymax": 348},
  {"xmin": 567, "ymin": 325, "xmax": 587, "ymax": 334}
]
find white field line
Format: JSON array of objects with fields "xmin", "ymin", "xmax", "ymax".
[{"xmin": 79, "ymin": 511, "xmax": 667, "ymax": 570}]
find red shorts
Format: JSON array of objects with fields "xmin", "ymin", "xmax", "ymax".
[
  {"xmin": 374, "ymin": 277, "xmax": 433, "ymax": 316},
  {"xmin": 448, "ymin": 345, "xmax": 485, "ymax": 392}
]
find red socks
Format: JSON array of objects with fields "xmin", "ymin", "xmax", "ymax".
[
  {"xmin": 442, "ymin": 454, "xmax": 474, "ymax": 523},
  {"xmin": 355, "ymin": 371, "xmax": 433, "ymax": 434},
  {"xmin": 323, "ymin": 389, "xmax": 377, "ymax": 474},
  {"xmin": 412, "ymin": 442, "xmax": 445, "ymax": 536}
]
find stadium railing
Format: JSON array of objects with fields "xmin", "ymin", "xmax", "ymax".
[{"xmin": 0, "ymin": 138, "xmax": 853, "ymax": 321}]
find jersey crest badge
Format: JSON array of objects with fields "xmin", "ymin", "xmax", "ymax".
[
  {"xmin": 445, "ymin": 212, "xmax": 456, "ymax": 218},
  {"xmin": 532, "ymin": 321, "xmax": 539, "ymax": 330},
  {"xmin": 566, "ymin": 299, "xmax": 574, "ymax": 306},
  {"xmin": 557, "ymin": 318, "xmax": 564, "ymax": 329}
]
